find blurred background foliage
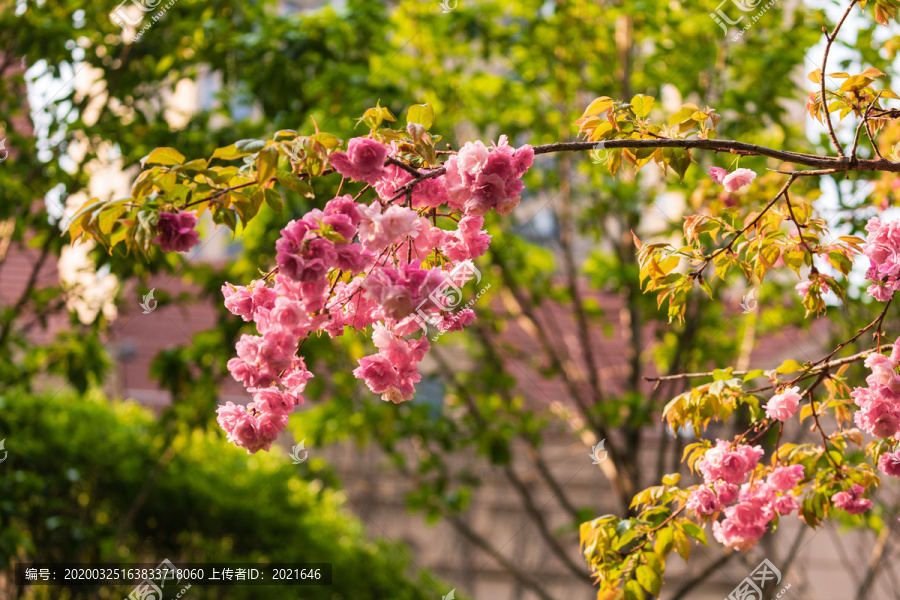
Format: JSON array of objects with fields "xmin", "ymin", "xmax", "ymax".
[
  {"xmin": 0, "ymin": 392, "xmax": 443, "ymax": 599},
  {"xmin": 4, "ymin": 0, "xmax": 899, "ymax": 597}
]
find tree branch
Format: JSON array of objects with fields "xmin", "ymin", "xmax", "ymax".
[{"xmin": 820, "ymin": 0, "xmax": 859, "ymax": 158}]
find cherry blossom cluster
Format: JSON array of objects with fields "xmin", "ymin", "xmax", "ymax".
[
  {"xmin": 831, "ymin": 484, "xmax": 873, "ymax": 515},
  {"xmin": 863, "ymin": 216, "xmax": 900, "ymax": 301},
  {"xmin": 851, "ymin": 339, "xmax": 900, "ymax": 442},
  {"xmin": 686, "ymin": 440, "xmax": 808, "ymax": 551},
  {"xmin": 794, "ymin": 272, "xmax": 834, "ymax": 298},
  {"xmin": 154, "ymin": 210, "xmax": 200, "ymax": 253},
  {"xmin": 763, "ymin": 386, "xmax": 801, "ymax": 422},
  {"xmin": 216, "ymin": 135, "xmax": 534, "ymax": 453}
]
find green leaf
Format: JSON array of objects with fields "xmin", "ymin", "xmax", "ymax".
[
  {"xmin": 624, "ymin": 579, "xmax": 644, "ymax": 600},
  {"xmin": 232, "ymin": 187, "xmax": 264, "ymax": 227},
  {"xmin": 256, "ymin": 145, "xmax": 279, "ymax": 184},
  {"xmin": 681, "ymin": 521, "xmax": 707, "ymax": 545},
  {"xmin": 235, "ymin": 139, "xmax": 267, "ymax": 153},
  {"xmin": 98, "ymin": 204, "xmax": 128, "ymax": 234},
  {"xmin": 264, "ymin": 188, "xmax": 283, "ymax": 214},
  {"xmin": 654, "ymin": 526, "xmax": 674, "ymax": 556},
  {"xmin": 698, "ymin": 276, "xmax": 713, "ymax": 299},
  {"xmin": 668, "ymin": 107, "xmax": 695, "ymax": 125},
  {"xmin": 673, "ymin": 528, "xmax": 691, "ymax": 561},
  {"xmin": 142, "ymin": 147, "xmax": 185, "ymax": 166},
  {"xmin": 175, "ymin": 158, "xmax": 209, "ymax": 172},
  {"xmin": 743, "ymin": 369, "xmax": 765, "ymax": 382},
  {"xmin": 661, "ymin": 472, "xmax": 681, "ymax": 486},
  {"xmin": 636, "ymin": 564, "xmax": 661, "ymax": 597},
  {"xmin": 631, "ymin": 94, "xmax": 655, "ymax": 118},
  {"xmin": 275, "ymin": 172, "xmax": 315, "ymax": 198},
  {"xmin": 211, "ymin": 144, "xmax": 251, "ymax": 161},
  {"xmin": 407, "ymin": 103, "xmax": 435, "ymax": 129},
  {"xmin": 776, "ymin": 359, "xmax": 804, "ymax": 374},
  {"xmin": 827, "ymin": 251, "xmax": 852, "ymax": 275},
  {"xmin": 662, "ymin": 147, "xmax": 691, "ymax": 180},
  {"xmin": 310, "ymin": 132, "xmax": 341, "ymax": 150}
]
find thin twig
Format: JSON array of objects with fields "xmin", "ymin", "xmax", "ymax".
[{"xmin": 820, "ymin": 0, "xmax": 859, "ymax": 157}]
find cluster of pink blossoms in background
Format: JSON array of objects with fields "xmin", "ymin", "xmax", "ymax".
[
  {"xmin": 215, "ymin": 135, "xmax": 534, "ymax": 453},
  {"xmin": 688, "ymin": 341, "xmax": 900, "ymax": 547},
  {"xmin": 154, "ymin": 210, "xmax": 200, "ymax": 253},
  {"xmin": 851, "ymin": 338, "xmax": 900, "ymax": 443},
  {"xmin": 864, "ymin": 216, "xmax": 900, "ymax": 301},
  {"xmin": 831, "ymin": 484, "xmax": 873, "ymax": 515},
  {"xmin": 687, "ymin": 440, "xmax": 806, "ymax": 551}
]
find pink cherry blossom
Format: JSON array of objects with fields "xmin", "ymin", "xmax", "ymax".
[
  {"xmin": 774, "ymin": 495, "xmax": 799, "ymax": 515},
  {"xmin": 256, "ymin": 411, "xmax": 289, "ymax": 451},
  {"xmin": 878, "ymin": 451, "xmax": 900, "ymax": 477},
  {"xmin": 253, "ymin": 387, "xmax": 295, "ymax": 417},
  {"xmin": 325, "ymin": 194, "xmax": 362, "ymax": 225},
  {"xmin": 217, "ymin": 402, "xmax": 264, "ymax": 454},
  {"xmin": 722, "ymin": 168, "xmax": 757, "ymax": 192},
  {"xmin": 443, "ymin": 135, "xmax": 533, "ymax": 216},
  {"xmin": 764, "ymin": 386, "xmax": 801, "ymax": 421},
  {"xmin": 222, "ymin": 284, "xmax": 254, "ymax": 321},
  {"xmin": 715, "ymin": 480, "xmax": 739, "ymax": 505},
  {"xmin": 832, "ymin": 484, "xmax": 873, "ymax": 515},
  {"xmin": 687, "ymin": 485, "xmax": 721, "ymax": 515},
  {"xmin": 712, "ymin": 506, "xmax": 768, "ymax": 551},
  {"xmin": 373, "ymin": 145, "xmax": 450, "ymax": 208},
  {"xmin": 154, "ymin": 211, "xmax": 200, "ymax": 253},
  {"xmin": 457, "ymin": 140, "xmax": 490, "ymax": 175},
  {"xmin": 767, "ymin": 465, "xmax": 804, "ymax": 491},
  {"xmin": 863, "ymin": 217, "xmax": 900, "ymax": 301},
  {"xmin": 708, "ymin": 166, "xmax": 728, "ymax": 184},
  {"xmin": 354, "ymin": 354, "xmax": 399, "ymax": 394},
  {"xmin": 444, "ymin": 215, "xmax": 492, "ymax": 262},
  {"xmin": 329, "ymin": 137, "xmax": 387, "ymax": 184},
  {"xmin": 850, "ymin": 339, "xmax": 900, "ymax": 439},
  {"xmin": 357, "ymin": 202, "xmax": 420, "ymax": 252},
  {"xmin": 697, "ymin": 440, "xmax": 764, "ymax": 485}
]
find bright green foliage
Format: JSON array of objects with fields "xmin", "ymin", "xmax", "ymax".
[{"xmin": 0, "ymin": 392, "xmax": 444, "ymax": 600}]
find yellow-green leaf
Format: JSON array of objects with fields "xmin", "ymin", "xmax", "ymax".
[
  {"xmin": 143, "ymin": 147, "xmax": 185, "ymax": 166},
  {"xmin": 407, "ymin": 103, "xmax": 435, "ymax": 130},
  {"xmin": 631, "ymin": 94, "xmax": 655, "ymax": 118},
  {"xmin": 636, "ymin": 565, "xmax": 661, "ymax": 597},
  {"xmin": 256, "ymin": 145, "xmax": 279, "ymax": 184}
]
